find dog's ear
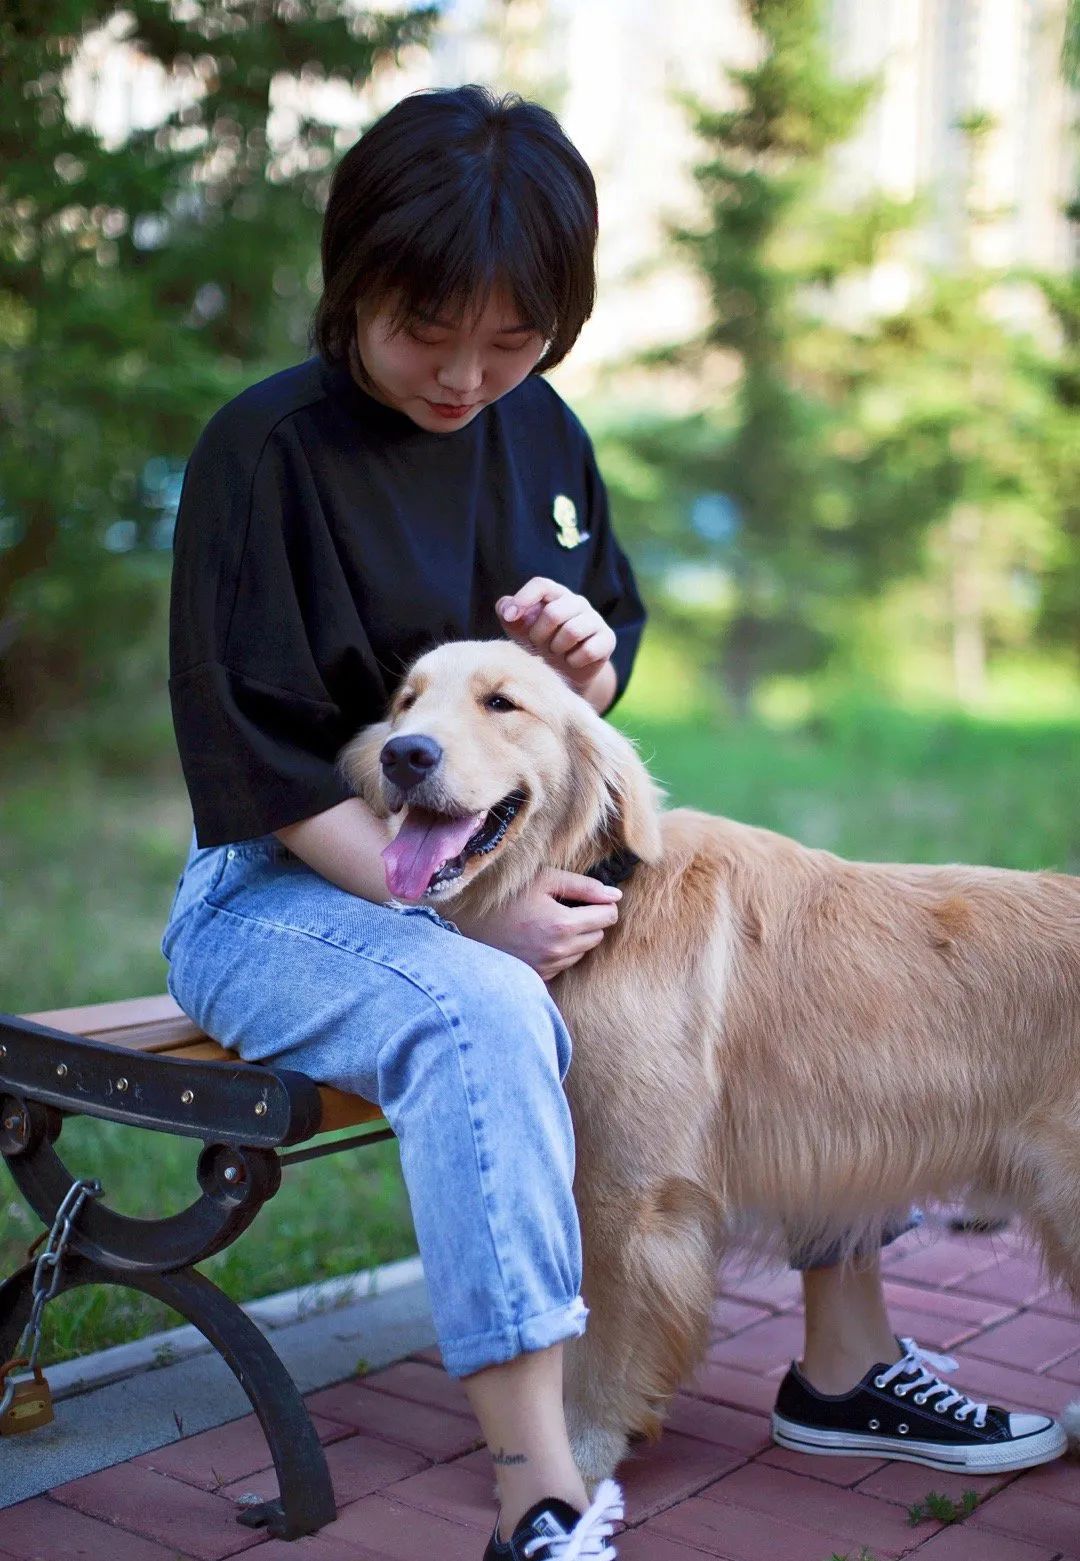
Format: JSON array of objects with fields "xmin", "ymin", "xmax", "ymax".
[
  {"xmin": 602, "ymin": 726, "xmax": 665, "ymax": 864},
  {"xmin": 567, "ymin": 709, "xmax": 665, "ymax": 864},
  {"xmin": 336, "ymin": 720, "xmax": 392, "ymax": 819}
]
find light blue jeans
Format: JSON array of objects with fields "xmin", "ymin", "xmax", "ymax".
[{"xmin": 160, "ymin": 828, "xmax": 587, "ymax": 1378}]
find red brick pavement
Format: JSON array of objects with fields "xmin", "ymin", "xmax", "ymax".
[{"xmin": 2, "ymin": 1223, "xmax": 1079, "ymax": 1560}]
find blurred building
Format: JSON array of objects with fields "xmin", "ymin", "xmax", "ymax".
[
  {"xmin": 65, "ymin": 0, "xmax": 1078, "ymax": 389},
  {"xmin": 827, "ymin": 0, "xmax": 1077, "ymax": 318}
]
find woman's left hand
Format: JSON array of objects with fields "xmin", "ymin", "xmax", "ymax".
[{"xmin": 496, "ymin": 577, "xmax": 615, "ymax": 695}]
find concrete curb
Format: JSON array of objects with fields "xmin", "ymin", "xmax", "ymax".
[
  {"xmin": 42, "ymin": 1253, "xmax": 427, "ymax": 1402},
  {"xmin": 0, "ymin": 1254, "xmax": 436, "ymax": 1508}
]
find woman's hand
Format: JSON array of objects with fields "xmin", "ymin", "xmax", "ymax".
[
  {"xmin": 497, "ymin": 578, "xmax": 616, "ymax": 697},
  {"xmin": 452, "ymin": 867, "xmax": 622, "ymax": 982}
]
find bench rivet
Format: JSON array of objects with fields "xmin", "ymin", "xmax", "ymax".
[
  {"xmin": 0, "ymin": 1045, "xmax": 6, "ymax": 1059},
  {"xmin": 3, "ymin": 1116, "xmax": 18, "ymax": 1132},
  {"xmin": 181, "ymin": 1089, "xmax": 194, "ymax": 1105},
  {"xmin": 56, "ymin": 1064, "xmax": 68, "ymax": 1078},
  {"xmin": 254, "ymin": 1102, "xmax": 267, "ymax": 1117},
  {"xmin": 223, "ymin": 1166, "xmax": 239, "ymax": 1183},
  {"xmin": 116, "ymin": 1078, "xmax": 128, "ymax": 1093}
]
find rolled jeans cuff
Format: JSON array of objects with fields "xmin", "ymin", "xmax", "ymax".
[
  {"xmin": 438, "ymin": 1295, "xmax": 589, "ymax": 1379},
  {"xmin": 787, "ymin": 1207, "xmax": 924, "ymax": 1272}
]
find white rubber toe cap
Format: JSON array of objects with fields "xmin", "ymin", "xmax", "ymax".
[{"xmin": 1009, "ymin": 1412, "xmax": 1056, "ymax": 1438}]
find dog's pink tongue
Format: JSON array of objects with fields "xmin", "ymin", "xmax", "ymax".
[{"xmin": 382, "ymin": 807, "xmax": 486, "ymax": 901}]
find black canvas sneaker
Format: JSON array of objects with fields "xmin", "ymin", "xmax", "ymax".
[
  {"xmin": 772, "ymin": 1336, "xmax": 1067, "ymax": 1474},
  {"xmin": 483, "ymin": 1479, "xmax": 624, "ymax": 1561}
]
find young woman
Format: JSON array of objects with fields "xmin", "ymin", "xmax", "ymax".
[{"xmin": 161, "ymin": 86, "xmax": 1063, "ymax": 1561}]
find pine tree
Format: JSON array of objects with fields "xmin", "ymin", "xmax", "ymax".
[
  {"xmin": 844, "ymin": 107, "xmax": 1066, "ymax": 706},
  {"xmin": 1035, "ymin": 0, "xmax": 1080, "ymax": 664},
  {"xmin": 0, "ymin": 1, "xmax": 434, "ymax": 722},
  {"xmin": 669, "ymin": 0, "xmax": 915, "ymax": 712}
]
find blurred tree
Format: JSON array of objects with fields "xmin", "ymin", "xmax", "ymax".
[
  {"xmin": 604, "ymin": 0, "xmax": 1072, "ymax": 713},
  {"xmin": 848, "ymin": 276, "xmax": 1060, "ymax": 703},
  {"xmin": 843, "ymin": 115, "xmax": 1064, "ymax": 705},
  {"xmin": 1065, "ymin": 0, "xmax": 1080, "ymax": 101},
  {"xmin": 474, "ymin": 0, "xmax": 566, "ymax": 108},
  {"xmin": 1034, "ymin": 0, "xmax": 1080, "ymax": 663},
  {"xmin": 0, "ymin": 0, "xmax": 434, "ymax": 727},
  {"xmin": 648, "ymin": 0, "xmax": 918, "ymax": 713}
]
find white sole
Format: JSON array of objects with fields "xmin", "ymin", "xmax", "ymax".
[{"xmin": 771, "ymin": 1412, "xmax": 1068, "ymax": 1474}]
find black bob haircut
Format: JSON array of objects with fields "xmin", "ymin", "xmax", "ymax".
[{"xmin": 312, "ymin": 84, "xmax": 598, "ymax": 376}]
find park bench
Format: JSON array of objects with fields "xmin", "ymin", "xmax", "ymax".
[{"xmin": 0, "ymin": 993, "xmax": 396, "ymax": 1540}]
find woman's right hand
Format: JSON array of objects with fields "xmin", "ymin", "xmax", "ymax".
[{"xmin": 452, "ymin": 867, "xmax": 622, "ymax": 982}]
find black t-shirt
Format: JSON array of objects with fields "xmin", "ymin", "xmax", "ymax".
[{"xmin": 169, "ymin": 356, "xmax": 647, "ymax": 848}]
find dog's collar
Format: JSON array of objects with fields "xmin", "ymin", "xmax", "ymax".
[{"xmin": 585, "ymin": 847, "xmax": 641, "ymax": 888}]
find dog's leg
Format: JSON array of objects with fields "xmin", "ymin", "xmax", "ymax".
[
  {"xmin": 566, "ymin": 1178, "xmax": 721, "ymax": 1490},
  {"xmin": 563, "ymin": 1195, "xmax": 639, "ymax": 1492},
  {"xmin": 563, "ymin": 1331, "xmax": 633, "ymax": 1495},
  {"xmin": 1027, "ymin": 1210, "xmax": 1080, "ymax": 1450}
]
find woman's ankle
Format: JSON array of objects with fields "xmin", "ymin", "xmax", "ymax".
[
  {"xmin": 800, "ymin": 1322, "xmax": 901, "ymax": 1395},
  {"xmin": 799, "ymin": 1260, "xmax": 898, "ymax": 1394},
  {"xmin": 496, "ymin": 1466, "xmax": 588, "ymax": 1540},
  {"xmin": 461, "ymin": 1344, "xmax": 590, "ymax": 1538}
]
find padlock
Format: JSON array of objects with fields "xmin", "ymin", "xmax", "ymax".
[{"xmin": 0, "ymin": 1358, "xmax": 54, "ymax": 1435}]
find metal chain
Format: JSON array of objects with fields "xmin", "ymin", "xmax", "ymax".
[{"xmin": 0, "ymin": 1177, "xmax": 101, "ymax": 1417}]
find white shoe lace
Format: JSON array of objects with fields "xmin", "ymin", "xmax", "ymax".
[
  {"xmin": 522, "ymin": 1480, "xmax": 625, "ymax": 1561},
  {"xmin": 874, "ymin": 1336, "xmax": 989, "ymax": 1429}
]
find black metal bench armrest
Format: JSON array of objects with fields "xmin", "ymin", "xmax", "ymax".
[{"xmin": 0, "ymin": 1012, "xmax": 323, "ymax": 1149}]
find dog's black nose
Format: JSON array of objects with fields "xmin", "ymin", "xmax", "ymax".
[{"xmin": 380, "ymin": 734, "xmax": 443, "ymax": 792}]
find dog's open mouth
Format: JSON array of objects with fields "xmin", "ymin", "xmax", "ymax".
[{"xmin": 381, "ymin": 789, "xmax": 527, "ymax": 901}]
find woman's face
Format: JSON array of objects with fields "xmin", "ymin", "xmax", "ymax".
[{"xmin": 354, "ymin": 286, "xmax": 547, "ymax": 433}]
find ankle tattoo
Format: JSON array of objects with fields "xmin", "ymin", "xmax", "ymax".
[{"xmin": 491, "ymin": 1447, "xmax": 528, "ymax": 1467}]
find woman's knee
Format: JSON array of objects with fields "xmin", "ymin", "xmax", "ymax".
[
  {"xmin": 444, "ymin": 945, "xmax": 572, "ymax": 1082},
  {"xmin": 376, "ymin": 937, "xmax": 572, "ymax": 1097}
]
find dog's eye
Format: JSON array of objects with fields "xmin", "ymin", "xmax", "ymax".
[
  {"xmin": 397, "ymin": 692, "xmax": 416, "ymax": 713},
  {"xmin": 484, "ymin": 694, "xmax": 517, "ymax": 713}
]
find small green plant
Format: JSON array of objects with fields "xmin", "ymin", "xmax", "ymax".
[{"xmin": 907, "ymin": 1488, "xmax": 980, "ymax": 1526}]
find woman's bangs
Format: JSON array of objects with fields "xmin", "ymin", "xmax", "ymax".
[{"xmin": 383, "ymin": 211, "xmax": 559, "ymax": 341}]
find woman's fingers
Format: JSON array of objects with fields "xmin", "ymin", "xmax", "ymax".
[
  {"xmin": 546, "ymin": 868, "xmax": 622, "ymax": 903},
  {"xmin": 542, "ymin": 928, "xmax": 607, "ymax": 982},
  {"xmin": 568, "ymin": 902, "xmax": 620, "ymax": 932}
]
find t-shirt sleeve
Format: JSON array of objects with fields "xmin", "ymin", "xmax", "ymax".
[
  {"xmin": 168, "ymin": 414, "xmax": 358, "ymax": 848},
  {"xmin": 579, "ymin": 444, "xmax": 647, "ymax": 713}
]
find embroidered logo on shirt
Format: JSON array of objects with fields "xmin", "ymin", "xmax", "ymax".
[{"xmin": 553, "ymin": 493, "xmax": 589, "ymax": 549}]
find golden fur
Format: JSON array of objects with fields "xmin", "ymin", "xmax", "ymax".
[{"xmin": 339, "ymin": 639, "xmax": 1080, "ymax": 1485}]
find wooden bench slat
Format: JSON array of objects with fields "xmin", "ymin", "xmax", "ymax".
[
  {"xmin": 85, "ymin": 1017, "xmax": 206, "ymax": 1053},
  {"xmin": 19, "ymin": 997, "xmax": 386, "ymax": 1138},
  {"xmin": 316, "ymin": 1089, "xmax": 385, "ymax": 1134},
  {"xmin": 26, "ymin": 994, "xmax": 187, "ymax": 1034}
]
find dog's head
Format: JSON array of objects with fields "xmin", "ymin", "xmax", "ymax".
[{"xmin": 337, "ymin": 640, "xmax": 665, "ymax": 911}]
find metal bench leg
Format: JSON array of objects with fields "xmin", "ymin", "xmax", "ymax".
[
  {"xmin": 0, "ymin": 1261, "xmax": 34, "ymax": 1359},
  {"xmin": 0, "ymin": 1254, "xmax": 336, "ymax": 1540}
]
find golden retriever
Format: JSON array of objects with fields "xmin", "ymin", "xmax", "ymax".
[{"xmin": 339, "ymin": 638, "xmax": 1080, "ymax": 1486}]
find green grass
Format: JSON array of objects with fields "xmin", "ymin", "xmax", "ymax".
[
  {"xmin": 907, "ymin": 1489, "xmax": 980, "ymax": 1526},
  {"xmin": 623, "ymin": 699, "xmax": 1079, "ymax": 873},
  {"xmin": 2, "ymin": 638, "xmax": 1077, "ymax": 1362}
]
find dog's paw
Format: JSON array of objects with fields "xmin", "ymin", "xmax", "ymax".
[
  {"xmin": 568, "ymin": 1420, "xmax": 629, "ymax": 1491},
  {"xmin": 1062, "ymin": 1401, "xmax": 1080, "ymax": 1453}
]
